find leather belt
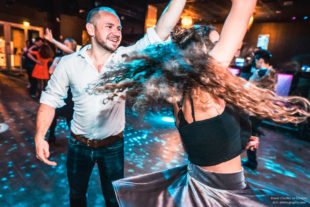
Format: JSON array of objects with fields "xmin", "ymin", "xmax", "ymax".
[{"xmin": 71, "ymin": 132, "xmax": 123, "ymax": 149}]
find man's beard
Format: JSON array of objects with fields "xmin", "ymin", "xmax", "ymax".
[{"xmin": 95, "ymin": 37, "xmax": 118, "ymax": 53}]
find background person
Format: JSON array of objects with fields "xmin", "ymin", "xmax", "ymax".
[{"xmin": 44, "ymin": 29, "xmax": 77, "ymax": 144}]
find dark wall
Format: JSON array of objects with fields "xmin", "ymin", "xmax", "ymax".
[
  {"xmin": 244, "ymin": 21, "xmax": 310, "ymax": 69},
  {"xmin": 0, "ymin": 3, "xmax": 49, "ymax": 28},
  {"xmin": 0, "ymin": 2, "xmax": 85, "ymax": 45},
  {"xmin": 60, "ymin": 14, "xmax": 85, "ymax": 44}
]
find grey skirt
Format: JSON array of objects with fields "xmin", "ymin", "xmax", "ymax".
[{"xmin": 113, "ymin": 164, "xmax": 308, "ymax": 207}]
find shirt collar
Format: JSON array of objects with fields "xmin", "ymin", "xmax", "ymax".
[{"xmin": 77, "ymin": 44, "xmax": 91, "ymax": 58}]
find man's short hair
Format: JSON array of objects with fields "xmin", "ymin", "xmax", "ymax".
[
  {"xmin": 34, "ymin": 37, "xmax": 44, "ymax": 42},
  {"xmin": 255, "ymin": 49, "xmax": 272, "ymax": 64},
  {"xmin": 86, "ymin": 7, "xmax": 119, "ymax": 24}
]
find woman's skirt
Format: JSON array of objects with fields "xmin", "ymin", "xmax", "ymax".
[{"xmin": 113, "ymin": 164, "xmax": 309, "ymax": 207}]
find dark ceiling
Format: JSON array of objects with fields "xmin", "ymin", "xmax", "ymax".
[
  {"xmin": 151, "ymin": 0, "xmax": 310, "ymax": 24},
  {"xmin": 4, "ymin": 0, "xmax": 310, "ymax": 24}
]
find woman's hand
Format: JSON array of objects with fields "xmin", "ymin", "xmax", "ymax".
[{"xmin": 44, "ymin": 28, "xmax": 54, "ymax": 43}]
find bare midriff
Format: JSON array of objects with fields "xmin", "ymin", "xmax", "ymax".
[{"xmin": 200, "ymin": 155, "xmax": 242, "ymax": 173}]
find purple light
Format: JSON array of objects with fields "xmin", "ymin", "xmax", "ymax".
[
  {"xmin": 228, "ymin": 68, "xmax": 240, "ymax": 76},
  {"xmin": 292, "ymin": 16, "xmax": 296, "ymax": 20},
  {"xmin": 275, "ymin": 74, "xmax": 293, "ymax": 96}
]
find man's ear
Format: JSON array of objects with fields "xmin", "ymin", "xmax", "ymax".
[{"xmin": 86, "ymin": 23, "xmax": 95, "ymax": 37}]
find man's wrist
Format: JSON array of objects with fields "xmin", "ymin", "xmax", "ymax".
[{"xmin": 34, "ymin": 135, "xmax": 45, "ymax": 143}]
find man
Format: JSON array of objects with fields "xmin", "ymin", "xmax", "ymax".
[
  {"xmin": 34, "ymin": 1, "xmax": 185, "ymax": 207},
  {"xmin": 23, "ymin": 37, "xmax": 44, "ymax": 98},
  {"xmin": 249, "ymin": 49, "xmax": 277, "ymax": 90},
  {"xmin": 243, "ymin": 49, "xmax": 277, "ymax": 170}
]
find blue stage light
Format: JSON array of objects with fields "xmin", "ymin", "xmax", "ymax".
[{"xmin": 161, "ymin": 116, "xmax": 175, "ymax": 123}]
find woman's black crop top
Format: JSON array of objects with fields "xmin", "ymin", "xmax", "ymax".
[{"xmin": 177, "ymin": 97, "xmax": 252, "ymax": 166}]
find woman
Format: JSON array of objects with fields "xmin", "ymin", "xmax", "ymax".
[
  {"xmin": 44, "ymin": 28, "xmax": 77, "ymax": 74},
  {"xmin": 21, "ymin": 39, "xmax": 33, "ymax": 88},
  {"xmin": 93, "ymin": 0, "xmax": 310, "ymax": 206},
  {"xmin": 27, "ymin": 43, "xmax": 54, "ymax": 98}
]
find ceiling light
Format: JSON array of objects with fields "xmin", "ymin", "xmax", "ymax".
[
  {"xmin": 181, "ymin": 16, "xmax": 193, "ymax": 28},
  {"xmin": 23, "ymin": 21, "xmax": 30, "ymax": 27}
]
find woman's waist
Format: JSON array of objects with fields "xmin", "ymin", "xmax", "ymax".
[
  {"xmin": 198, "ymin": 155, "xmax": 242, "ymax": 173},
  {"xmin": 188, "ymin": 159, "xmax": 246, "ymax": 190}
]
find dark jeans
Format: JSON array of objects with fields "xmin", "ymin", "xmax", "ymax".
[
  {"xmin": 24, "ymin": 63, "xmax": 37, "ymax": 96},
  {"xmin": 29, "ymin": 77, "xmax": 37, "ymax": 96},
  {"xmin": 245, "ymin": 116, "xmax": 262, "ymax": 166},
  {"xmin": 49, "ymin": 102, "xmax": 74, "ymax": 141},
  {"xmin": 67, "ymin": 137, "xmax": 124, "ymax": 207},
  {"xmin": 246, "ymin": 149, "xmax": 257, "ymax": 167}
]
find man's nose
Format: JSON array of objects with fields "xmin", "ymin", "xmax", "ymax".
[{"xmin": 110, "ymin": 27, "xmax": 120, "ymax": 35}]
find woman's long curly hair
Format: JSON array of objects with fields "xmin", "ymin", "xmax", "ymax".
[{"xmin": 92, "ymin": 25, "xmax": 310, "ymax": 124}]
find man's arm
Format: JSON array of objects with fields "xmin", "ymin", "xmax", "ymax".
[
  {"xmin": 155, "ymin": 0, "xmax": 186, "ymax": 41},
  {"xmin": 35, "ymin": 104, "xmax": 57, "ymax": 166},
  {"xmin": 27, "ymin": 46, "xmax": 42, "ymax": 65},
  {"xmin": 121, "ymin": 0, "xmax": 185, "ymax": 54},
  {"xmin": 209, "ymin": 0, "xmax": 257, "ymax": 66},
  {"xmin": 34, "ymin": 58, "xmax": 70, "ymax": 166}
]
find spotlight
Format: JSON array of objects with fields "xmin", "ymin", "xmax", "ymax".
[
  {"xmin": 161, "ymin": 117, "xmax": 175, "ymax": 123},
  {"xmin": 304, "ymin": 16, "xmax": 308, "ymax": 20},
  {"xmin": 292, "ymin": 16, "xmax": 296, "ymax": 20}
]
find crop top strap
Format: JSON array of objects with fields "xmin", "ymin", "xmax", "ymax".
[
  {"xmin": 177, "ymin": 91, "xmax": 186, "ymax": 109},
  {"xmin": 189, "ymin": 96, "xmax": 196, "ymax": 122}
]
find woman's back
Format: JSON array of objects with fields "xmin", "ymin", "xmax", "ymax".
[
  {"xmin": 175, "ymin": 92, "xmax": 251, "ymax": 173},
  {"xmin": 31, "ymin": 50, "xmax": 52, "ymax": 80}
]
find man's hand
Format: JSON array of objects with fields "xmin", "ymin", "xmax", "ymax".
[
  {"xmin": 36, "ymin": 60, "xmax": 43, "ymax": 66},
  {"xmin": 245, "ymin": 136, "xmax": 259, "ymax": 151},
  {"xmin": 35, "ymin": 138, "xmax": 57, "ymax": 166}
]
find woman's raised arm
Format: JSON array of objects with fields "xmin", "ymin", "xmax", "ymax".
[{"xmin": 209, "ymin": 0, "xmax": 257, "ymax": 66}]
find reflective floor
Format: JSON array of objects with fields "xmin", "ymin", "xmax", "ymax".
[{"xmin": 0, "ymin": 72, "xmax": 309, "ymax": 206}]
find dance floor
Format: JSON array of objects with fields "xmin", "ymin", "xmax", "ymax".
[{"xmin": 0, "ymin": 72, "xmax": 309, "ymax": 206}]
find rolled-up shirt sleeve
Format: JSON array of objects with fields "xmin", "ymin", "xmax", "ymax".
[
  {"xmin": 123, "ymin": 27, "xmax": 171, "ymax": 53},
  {"xmin": 40, "ymin": 58, "xmax": 69, "ymax": 108}
]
